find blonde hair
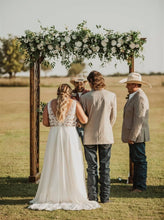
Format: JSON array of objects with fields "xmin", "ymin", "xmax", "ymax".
[{"xmin": 56, "ymin": 84, "xmax": 72, "ymax": 121}]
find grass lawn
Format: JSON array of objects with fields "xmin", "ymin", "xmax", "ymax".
[{"xmin": 0, "ymin": 75, "xmax": 164, "ymax": 220}]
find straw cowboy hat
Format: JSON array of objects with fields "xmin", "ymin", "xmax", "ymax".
[
  {"xmin": 119, "ymin": 72, "xmax": 152, "ymax": 87},
  {"xmin": 70, "ymin": 76, "xmax": 88, "ymax": 85}
]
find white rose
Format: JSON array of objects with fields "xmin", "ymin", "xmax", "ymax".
[
  {"xmin": 55, "ymin": 45, "xmax": 60, "ymax": 50},
  {"xmin": 52, "ymin": 50, "xmax": 58, "ymax": 54},
  {"xmin": 135, "ymin": 44, "xmax": 139, "ymax": 48},
  {"xmin": 83, "ymin": 38, "xmax": 88, "ymax": 43},
  {"xmin": 83, "ymin": 44, "xmax": 88, "ymax": 49},
  {"xmin": 48, "ymin": 45, "xmax": 53, "ymax": 50},
  {"xmin": 117, "ymin": 43, "xmax": 121, "ymax": 48},
  {"xmin": 24, "ymin": 39, "xmax": 28, "ymax": 43},
  {"xmin": 130, "ymin": 43, "xmax": 136, "ymax": 49},
  {"xmin": 104, "ymin": 38, "xmax": 108, "ymax": 43},
  {"xmin": 101, "ymin": 40, "xmax": 107, "ymax": 47},
  {"xmin": 75, "ymin": 41, "xmax": 82, "ymax": 47},
  {"xmin": 72, "ymin": 35, "xmax": 76, "ymax": 40},
  {"xmin": 88, "ymin": 49, "xmax": 92, "ymax": 54},
  {"xmin": 111, "ymin": 47, "xmax": 116, "ymax": 53},
  {"xmin": 37, "ymin": 44, "xmax": 43, "ymax": 50},
  {"xmin": 111, "ymin": 40, "xmax": 117, "ymax": 46},
  {"xmin": 118, "ymin": 38, "xmax": 124, "ymax": 45},
  {"xmin": 61, "ymin": 41, "xmax": 65, "ymax": 46},
  {"xmin": 65, "ymin": 36, "xmax": 71, "ymax": 43}
]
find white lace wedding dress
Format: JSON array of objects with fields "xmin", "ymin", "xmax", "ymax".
[{"xmin": 28, "ymin": 100, "xmax": 100, "ymax": 211}]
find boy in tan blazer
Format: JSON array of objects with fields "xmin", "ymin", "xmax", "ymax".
[
  {"xmin": 80, "ymin": 71, "xmax": 117, "ymax": 203},
  {"xmin": 120, "ymin": 72, "xmax": 151, "ymax": 192}
]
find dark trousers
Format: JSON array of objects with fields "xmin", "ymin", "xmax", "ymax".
[
  {"xmin": 129, "ymin": 142, "xmax": 147, "ymax": 191},
  {"xmin": 76, "ymin": 127, "xmax": 84, "ymax": 144},
  {"xmin": 84, "ymin": 144, "xmax": 112, "ymax": 202}
]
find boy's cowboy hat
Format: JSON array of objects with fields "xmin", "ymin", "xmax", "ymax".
[
  {"xmin": 70, "ymin": 76, "xmax": 87, "ymax": 85},
  {"xmin": 119, "ymin": 72, "xmax": 152, "ymax": 87}
]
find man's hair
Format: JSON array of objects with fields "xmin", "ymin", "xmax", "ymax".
[{"xmin": 87, "ymin": 71, "xmax": 105, "ymax": 90}]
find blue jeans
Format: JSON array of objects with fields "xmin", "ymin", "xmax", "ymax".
[
  {"xmin": 129, "ymin": 142, "xmax": 147, "ymax": 191},
  {"xmin": 84, "ymin": 144, "xmax": 112, "ymax": 202}
]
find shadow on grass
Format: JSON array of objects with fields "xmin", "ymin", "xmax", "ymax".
[{"xmin": 0, "ymin": 177, "xmax": 164, "ymax": 205}]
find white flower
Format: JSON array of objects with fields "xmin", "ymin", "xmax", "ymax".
[
  {"xmin": 83, "ymin": 44, "xmax": 88, "ymax": 49},
  {"xmin": 61, "ymin": 41, "xmax": 65, "ymax": 46},
  {"xmin": 83, "ymin": 38, "xmax": 88, "ymax": 43},
  {"xmin": 111, "ymin": 47, "xmax": 116, "ymax": 53},
  {"xmin": 65, "ymin": 36, "xmax": 71, "ymax": 43},
  {"xmin": 48, "ymin": 45, "xmax": 53, "ymax": 50},
  {"xmin": 135, "ymin": 44, "xmax": 139, "ymax": 48},
  {"xmin": 75, "ymin": 41, "xmax": 82, "ymax": 47},
  {"xmin": 24, "ymin": 39, "xmax": 29, "ymax": 43},
  {"xmin": 101, "ymin": 40, "xmax": 107, "ymax": 47},
  {"xmin": 37, "ymin": 44, "xmax": 43, "ymax": 50},
  {"xmin": 91, "ymin": 46, "xmax": 97, "ymax": 52},
  {"xmin": 118, "ymin": 38, "xmax": 124, "ymax": 45},
  {"xmin": 55, "ymin": 45, "xmax": 60, "ymax": 50},
  {"xmin": 104, "ymin": 38, "xmax": 108, "ymax": 43},
  {"xmin": 127, "ymin": 36, "xmax": 132, "ymax": 41},
  {"xmin": 111, "ymin": 40, "xmax": 117, "ymax": 46},
  {"xmin": 117, "ymin": 43, "xmax": 121, "ymax": 48},
  {"xmin": 88, "ymin": 49, "xmax": 92, "ymax": 54},
  {"xmin": 129, "ymin": 43, "xmax": 136, "ymax": 49},
  {"xmin": 52, "ymin": 50, "xmax": 58, "ymax": 54},
  {"xmin": 72, "ymin": 35, "xmax": 76, "ymax": 40}
]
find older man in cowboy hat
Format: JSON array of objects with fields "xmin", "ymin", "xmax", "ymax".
[
  {"xmin": 70, "ymin": 76, "xmax": 89, "ymax": 101},
  {"xmin": 70, "ymin": 76, "xmax": 90, "ymax": 142},
  {"xmin": 120, "ymin": 72, "xmax": 151, "ymax": 192}
]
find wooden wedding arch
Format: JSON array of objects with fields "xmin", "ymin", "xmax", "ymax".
[{"xmin": 19, "ymin": 22, "xmax": 146, "ymax": 183}]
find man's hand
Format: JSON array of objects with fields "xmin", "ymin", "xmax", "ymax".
[{"xmin": 128, "ymin": 140, "xmax": 134, "ymax": 144}]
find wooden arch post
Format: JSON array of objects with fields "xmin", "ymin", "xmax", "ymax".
[{"xmin": 29, "ymin": 59, "xmax": 41, "ymax": 182}]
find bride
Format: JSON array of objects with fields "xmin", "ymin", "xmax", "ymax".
[{"xmin": 28, "ymin": 84, "xmax": 100, "ymax": 211}]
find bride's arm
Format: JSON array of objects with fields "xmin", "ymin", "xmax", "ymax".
[
  {"xmin": 43, "ymin": 105, "xmax": 50, "ymax": 127},
  {"xmin": 76, "ymin": 101, "xmax": 88, "ymax": 124}
]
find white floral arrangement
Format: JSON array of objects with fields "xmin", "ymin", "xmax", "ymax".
[{"xmin": 18, "ymin": 21, "xmax": 146, "ymax": 68}]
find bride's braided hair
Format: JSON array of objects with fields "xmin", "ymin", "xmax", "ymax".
[{"xmin": 56, "ymin": 84, "xmax": 72, "ymax": 122}]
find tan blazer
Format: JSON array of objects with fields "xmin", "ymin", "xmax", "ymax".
[
  {"xmin": 80, "ymin": 89, "xmax": 117, "ymax": 145},
  {"xmin": 122, "ymin": 89, "xmax": 150, "ymax": 143}
]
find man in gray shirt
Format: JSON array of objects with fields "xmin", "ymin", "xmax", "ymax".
[{"xmin": 80, "ymin": 71, "xmax": 117, "ymax": 203}]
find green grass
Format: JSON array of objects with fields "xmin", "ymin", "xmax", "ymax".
[{"xmin": 0, "ymin": 76, "xmax": 164, "ymax": 220}]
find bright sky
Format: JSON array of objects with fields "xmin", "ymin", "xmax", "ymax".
[{"xmin": 0, "ymin": 0, "xmax": 163, "ymax": 75}]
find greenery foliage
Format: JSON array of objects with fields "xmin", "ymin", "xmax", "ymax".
[
  {"xmin": 0, "ymin": 35, "xmax": 29, "ymax": 78},
  {"xmin": 67, "ymin": 59, "xmax": 86, "ymax": 76},
  {"xmin": 18, "ymin": 21, "xmax": 146, "ymax": 68}
]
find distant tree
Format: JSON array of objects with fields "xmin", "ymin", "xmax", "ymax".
[
  {"xmin": 41, "ymin": 60, "xmax": 53, "ymax": 77},
  {"xmin": 0, "ymin": 35, "xmax": 29, "ymax": 78},
  {"xmin": 67, "ymin": 59, "xmax": 86, "ymax": 77}
]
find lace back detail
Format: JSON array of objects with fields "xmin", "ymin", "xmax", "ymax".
[{"xmin": 48, "ymin": 100, "xmax": 77, "ymax": 127}]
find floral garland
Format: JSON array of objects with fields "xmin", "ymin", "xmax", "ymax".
[{"xmin": 18, "ymin": 21, "xmax": 146, "ymax": 68}]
